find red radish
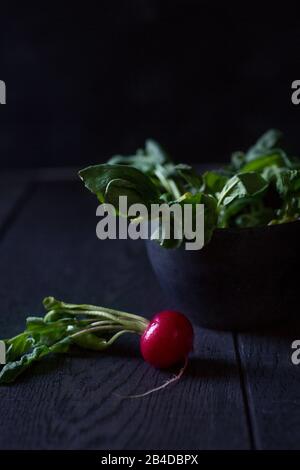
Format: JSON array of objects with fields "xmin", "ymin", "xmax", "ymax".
[
  {"xmin": 40, "ymin": 298, "xmax": 195, "ymax": 397},
  {"xmin": 140, "ymin": 310, "xmax": 194, "ymax": 368}
]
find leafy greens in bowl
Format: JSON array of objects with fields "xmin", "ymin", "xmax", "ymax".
[{"xmin": 79, "ymin": 129, "xmax": 300, "ymax": 247}]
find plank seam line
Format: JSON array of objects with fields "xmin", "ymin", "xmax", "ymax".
[
  {"xmin": 233, "ymin": 333, "xmax": 257, "ymax": 450},
  {"xmin": 0, "ymin": 182, "xmax": 37, "ymax": 244}
]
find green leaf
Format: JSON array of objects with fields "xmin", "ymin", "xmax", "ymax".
[
  {"xmin": 71, "ymin": 333, "xmax": 108, "ymax": 351},
  {"xmin": 78, "ymin": 130, "xmax": 300, "ymax": 246},
  {"xmin": 108, "ymin": 139, "xmax": 168, "ymax": 173},
  {"xmin": 217, "ymin": 172, "xmax": 269, "ymax": 207},
  {"xmin": 234, "ymin": 206, "xmax": 275, "ymax": 228},
  {"xmin": 1, "ymin": 296, "xmax": 150, "ymax": 384},
  {"xmin": 174, "ymin": 164, "xmax": 203, "ymax": 190},
  {"xmin": 230, "ymin": 130, "xmax": 283, "ymax": 171},
  {"xmin": 230, "ymin": 151, "xmax": 245, "ymax": 171},
  {"xmin": 0, "ymin": 335, "xmax": 74, "ymax": 384},
  {"xmin": 218, "ymin": 198, "xmax": 274, "ymax": 228},
  {"xmin": 262, "ymin": 167, "xmax": 300, "ymax": 223},
  {"xmin": 5, "ymin": 333, "xmax": 35, "ymax": 362},
  {"xmin": 104, "ymin": 178, "xmax": 146, "ymax": 211},
  {"xmin": 78, "ymin": 164, "xmax": 160, "ymax": 210},
  {"xmin": 200, "ymin": 193, "xmax": 218, "ymax": 243},
  {"xmin": 0, "ymin": 344, "xmax": 50, "ymax": 384},
  {"xmin": 276, "ymin": 170, "xmax": 300, "ymax": 198},
  {"xmin": 178, "ymin": 192, "xmax": 218, "ymax": 244},
  {"xmin": 240, "ymin": 152, "xmax": 285, "ymax": 173},
  {"xmin": 246, "ymin": 129, "xmax": 282, "ymax": 161},
  {"xmin": 26, "ymin": 317, "xmax": 75, "ymax": 347},
  {"xmin": 201, "ymin": 171, "xmax": 228, "ymax": 194}
]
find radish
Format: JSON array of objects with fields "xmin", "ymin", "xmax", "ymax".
[
  {"xmin": 117, "ymin": 309, "xmax": 194, "ymax": 398},
  {"xmin": 0, "ymin": 297, "xmax": 194, "ymax": 395},
  {"xmin": 140, "ymin": 310, "xmax": 194, "ymax": 369},
  {"xmin": 125, "ymin": 310, "xmax": 194, "ymax": 398}
]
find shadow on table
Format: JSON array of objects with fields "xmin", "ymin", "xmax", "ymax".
[{"xmin": 187, "ymin": 357, "xmax": 238, "ymax": 380}]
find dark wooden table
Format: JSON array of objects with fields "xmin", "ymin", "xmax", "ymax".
[{"xmin": 0, "ymin": 168, "xmax": 299, "ymax": 450}]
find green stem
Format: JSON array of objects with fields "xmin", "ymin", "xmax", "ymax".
[
  {"xmin": 70, "ymin": 326, "xmax": 137, "ymax": 346},
  {"xmin": 104, "ymin": 330, "xmax": 135, "ymax": 345},
  {"xmin": 86, "ymin": 320, "xmax": 145, "ymax": 334},
  {"xmin": 43, "ymin": 297, "xmax": 150, "ymax": 340},
  {"xmin": 45, "ymin": 307, "xmax": 148, "ymax": 328},
  {"xmin": 154, "ymin": 168, "xmax": 181, "ymax": 200},
  {"xmin": 169, "ymin": 179, "xmax": 181, "ymax": 199},
  {"xmin": 71, "ymin": 325, "xmax": 124, "ymax": 338},
  {"xmin": 44, "ymin": 297, "xmax": 149, "ymax": 325},
  {"xmin": 217, "ymin": 177, "xmax": 238, "ymax": 207}
]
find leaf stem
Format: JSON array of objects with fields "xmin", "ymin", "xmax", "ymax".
[{"xmin": 44, "ymin": 297, "xmax": 149, "ymax": 326}]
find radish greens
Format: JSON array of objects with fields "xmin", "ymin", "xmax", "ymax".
[{"xmin": 79, "ymin": 129, "xmax": 300, "ymax": 247}]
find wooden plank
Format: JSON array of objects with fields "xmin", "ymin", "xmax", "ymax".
[
  {"xmin": 0, "ymin": 182, "xmax": 250, "ymax": 449},
  {"xmin": 237, "ymin": 323, "xmax": 300, "ymax": 450}
]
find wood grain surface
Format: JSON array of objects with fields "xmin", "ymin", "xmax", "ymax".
[{"xmin": 238, "ymin": 325, "xmax": 300, "ymax": 450}]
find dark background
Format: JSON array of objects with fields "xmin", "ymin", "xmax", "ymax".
[{"xmin": 0, "ymin": 1, "xmax": 300, "ymax": 169}]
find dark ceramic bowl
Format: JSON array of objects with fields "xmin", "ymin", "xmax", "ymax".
[{"xmin": 146, "ymin": 221, "xmax": 300, "ymax": 331}]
